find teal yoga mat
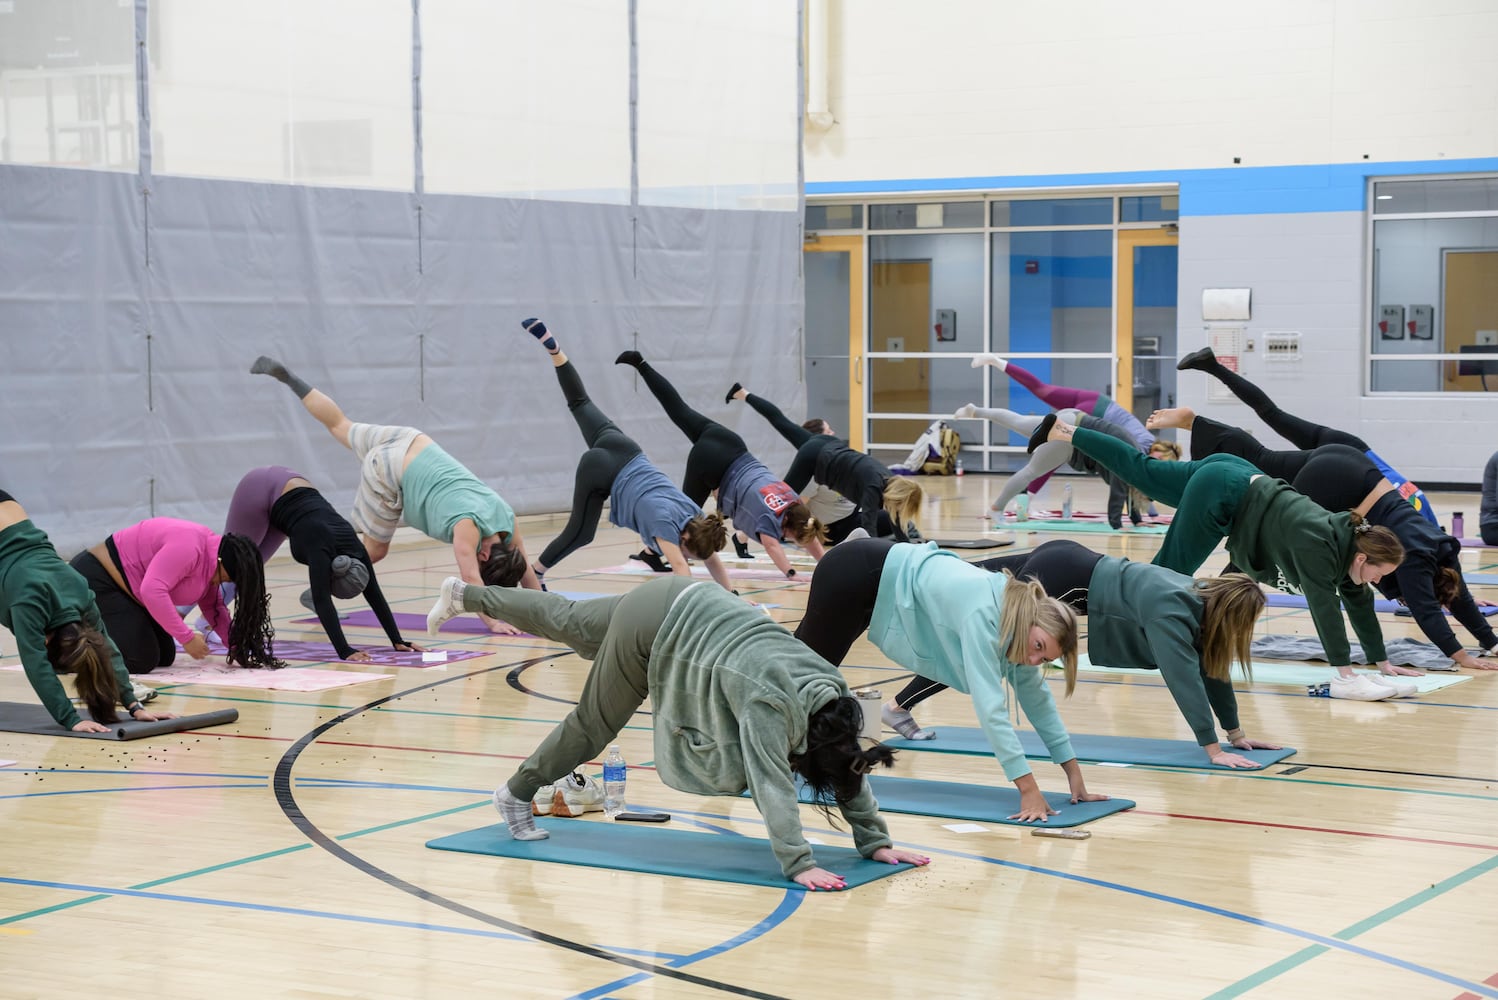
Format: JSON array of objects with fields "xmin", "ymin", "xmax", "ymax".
[
  {"xmin": 883, "ymin": 728, "xmax": 1295, "ymax": 769},
  {"xmin": 994, "ymin": 521, "xmax": 1168, "ymax": 535},
  {"xmin": 858, "ymin": 775, "xmax": 1134, "ymax": 826},
  {"xmin": 425, "ymin": 819, "xmax": 916, "ymax": 890}
]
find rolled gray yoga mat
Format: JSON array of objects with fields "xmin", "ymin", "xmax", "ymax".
[
  {"xmin": 1250, "ymin": 636, "xmax": 1460, "ymax": 671},
  {"xmin": 0, "ymin": 704, "xmax": 240, "ymax": 740}
]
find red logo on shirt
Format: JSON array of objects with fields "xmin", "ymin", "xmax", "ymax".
[{"xmin": 760, "ymin": 481, "xmax": 799, "ymax": 516}]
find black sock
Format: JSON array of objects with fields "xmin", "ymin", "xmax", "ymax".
[
  {"xmin": 724, "ymin": 382, "xmax": 743, "ymax": 405},
  {"xmin": 615, "ymin": 350, "xmax": 643, "ymax": 368},
  {"xmin": 733, "ymin": 536, "xmax": 752, "ymax": 560},
  {"xmin": 251, "ymin": 356, "xmax": 313, "ymax": 399},
  {"xmin": 1026, "ymin": 413, "xmax": 1058, "ymax": 454}
]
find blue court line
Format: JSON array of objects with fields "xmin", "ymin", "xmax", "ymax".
[
  {"xmin": 0, "ymin": 782, "xmax": 264, "ymax": 800},
  {"xmin": 663, "ymin": 806, "xmax": 1498, "ymax": 998},
  {"xmin": 0, "ymin": 874, "xmax": 532, "ymax": 943}
]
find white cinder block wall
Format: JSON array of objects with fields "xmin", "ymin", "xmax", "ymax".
[{"xmin": 806, "ymin": 0, "xmax": 1498, "ymax": 482}]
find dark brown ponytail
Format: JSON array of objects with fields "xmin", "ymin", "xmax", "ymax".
[{"xmin": 47, "ymin": 622, "xmax": 120, "ymax": 723}]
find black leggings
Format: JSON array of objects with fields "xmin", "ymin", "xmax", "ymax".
[
  {"xmin": 976, "ymin": 539, "xmax": 1104, "ymax": 616},
  {"xmin": 746, "ymin": 393, "xmax": 814, "ymax": 448},
  {"xmin": 1190, "ymin": 417, "xmax": 1382, "ymax": 513},
  {"xmin": 882, "ymin": 539, "xmax": 1106, "ymax": 712},
  {"xmin": 793, "ymin": 537, "xmax": 895, "ymax": 667},
  {"xmin": 539, "ymin": 362, "xmax": 645, "ymax": 569},
  {"xmin": 68, "ymin": 550, "xmax": 174, "ymax": 674},
  {"xmin": 636, "ymin": 361, "xmax": 746, "ymax": 506},
  {"xmin": 1199, "ymin": 358, "xmax": 1368, "ymax": 450}
]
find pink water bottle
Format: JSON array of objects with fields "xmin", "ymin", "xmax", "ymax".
[{"xmin": 1452, "ymin": 512, "xmax": 1465, "ymax": 538}]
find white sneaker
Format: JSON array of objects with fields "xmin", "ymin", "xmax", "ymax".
[
  {"xmin": 1328, "ymin": 674, "xmax": 1396, "ymax": 701},
  {"xmin": 426, "ymin": 577, "xmax": 466, "ymax": 635},
  {"xmin": 530, "ymin": 783, "xmax": 557, "ymax": 816},
  {"xmin": 1372, "ymin": 676, "xmax": 1419, "ymax": 698},
  {"xmin": 549, "ymin": 772, "xmax": 606, "ymax": 817},
  {"xmin": 132, "ymin": 682, "xmax": 158, "ymax": 705}
]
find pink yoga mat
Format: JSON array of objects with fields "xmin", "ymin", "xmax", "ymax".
[{"xmin": 194, "ymin": 636, "xmax": 488, "ymax": 666}]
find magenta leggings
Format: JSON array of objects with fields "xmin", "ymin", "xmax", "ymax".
[
  {"xmin": 226, "ymin": 465, "xmax": 303, "ymax": 563},
  {"xmin": 1003, "ymin": 362, "xmax": 1100, "ymax": 412}
]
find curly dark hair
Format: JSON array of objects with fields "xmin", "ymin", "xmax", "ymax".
[
  {"xmin": 220, "ymin": 533, "xmax": 284, "ymax": 669},
  {"xmin": 789, "ymin": 695, "xmax": 896, "ymax": 826}
]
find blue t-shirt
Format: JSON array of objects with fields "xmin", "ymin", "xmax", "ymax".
[
  {"xmin": 718, "ymin": 452, "xmax": 797, "ymax": 541},
  {"xmin": 400, "ymin": 445, "xmax": 515, "ymax": 542},
  {"xmin": 609, "ymin": 454, "xmax": 701, "ymax": 553}
]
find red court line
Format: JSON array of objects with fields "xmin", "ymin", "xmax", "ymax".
[
  {"xmin": 1130, "ymin": 809, "xmax": 1498, "ymax": 851},
  {"xmin": 211, "ymin": 732, "xmax": 660, "ymax": 771},
  {"xmin": 1454, "ymin": 970, "xmax": 1498, "ymax": 1000}
]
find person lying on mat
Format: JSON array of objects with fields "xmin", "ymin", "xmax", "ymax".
[
  {"xmin": 1176, "ymin": 346, "xmax": 1437, "ymax": 526},
  {"xmin": 519, "ymin": 320, "xmax": 733, "ymax": 590},
  {"xmin": 71, "ymin": 517, "xmax": 283, "ymax": 675},
  {"xmin": 226, "ymin": 466, "xmax": 417, "ymax": 662},
  {"xmin": 793, "ymin": 537, "xmax": 1110, "ymax": 823},
  {"xmin": 721, "ymin": 390, "xmax": 864, "ymax": 546},
  {"xmin": 252, "ymin": 354, "xmax": 539, "ymax": 634},
  {"xmin": 964, "ymin": 540, "xmax": 1274, "ymax": 768},
  {"xmin": 1042, "ymin": 416, "xmax": 1411, "ymax": 702},
  {"xmin": 615, "ymin": 350, "xmax": 827, "ymax": 578},
  {"xmin": 426, "ymin": 575, "xmax": 931, "ymax": 890},
  {"xmin": 1150, "ymin": 409, "xmax": 1498, "ymax": 673},
  {"xmin": 953, "ymin": 402, "xmax": 1177, "ymax": 529},
  {"xmin": 727, "ymin": 384, "xmax": 923, "ymax": 543},
  {"xmin": 0, "ymin": 491, "xmax": 176, "ymax": 732}
]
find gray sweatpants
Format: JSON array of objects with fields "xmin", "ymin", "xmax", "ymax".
[{"xmin": 462, "ymin": 577, "xmax": 697, "ymax": 798}]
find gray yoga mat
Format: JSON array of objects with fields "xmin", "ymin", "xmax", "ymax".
[
  {"xmin": 1250, "ymin": 635, "xmax": 1461, "ymax": 671},
  {"xmin": 0, "ymin": 703, "xmax": 240, "ymax": 741}
]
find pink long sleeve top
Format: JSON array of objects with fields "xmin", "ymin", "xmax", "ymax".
[{"xmin": 111, "ymin": 518, "xmax": 231, "ymax": 645}]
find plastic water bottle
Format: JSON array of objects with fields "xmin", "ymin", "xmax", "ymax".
[
  {"xmin": 602, "ymin": 744, "xmax": 627, "ymax": 817},
  {"xmin": 1452, "ymin": 512, "xmax": 1465, "ymax": 538},
  {"xmin": 955, "ymin": 457, "xmax": 965, "ymax": 477},
  {"xmin": 1061, "ymin": 485, "xmax": 1074, "ymax": 520}
]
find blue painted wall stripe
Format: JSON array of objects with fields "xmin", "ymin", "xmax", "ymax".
[{"xmin": 807, "ymin": 157, "xmax": 1498, "ymax": 216}]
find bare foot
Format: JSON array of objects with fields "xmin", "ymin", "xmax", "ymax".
[{"xmin": 1147, "ymin": 406, "xmax": 1196, "ymax": 431}]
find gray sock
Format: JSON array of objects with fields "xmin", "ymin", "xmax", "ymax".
[
  {"xmin": 493, "ymin": 785, "xmax": 549, "ymax": 841},
  {"xmin": 251, "ymin": 355, "xmax": 313, "ymax": 399}
]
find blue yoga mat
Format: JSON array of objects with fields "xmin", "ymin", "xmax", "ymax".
[
  {"xmin": 857, "ymin": 775, "xmax": 1134, "ymax": 827},
  {"xmin": 883, "ymin": 728, "xmax": 1295, "ymax": 770},
  {"xmin": 425, "ymin": 820, "xmax": 916, "ymax": 890},
  {"xmin": 1264, "ymin": 593, "xmax": 1498, "ymax": 616}
]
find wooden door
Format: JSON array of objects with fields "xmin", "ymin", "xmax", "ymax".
[
  {"xmin": 870, "ymin": 259, "xmax": 931, "ymax": 443},
  {"xmin": 1443, "ymin": 249, "xmax": 1498, "ymax": 390}
]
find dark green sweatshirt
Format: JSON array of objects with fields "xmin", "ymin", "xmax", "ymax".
[
  {"xmin": 0, "ymin": 520, "xmax": 134, "ymax": 727},
  {"xmin": 1084, "ymin": 557, "xmax": 1239, "ymax": 746},
  {"xmin": 1227, "ymin": 477, "xmax": 1387, "ymax": 667}
]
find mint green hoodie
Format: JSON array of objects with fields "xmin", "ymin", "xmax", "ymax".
[
  {"xmin": 650, "ymin": 583, "xmax": 892, "ymax": 877},
  {"xmin": 868, "ymin": 542, "xmax": 1075, "ymax": 781}
]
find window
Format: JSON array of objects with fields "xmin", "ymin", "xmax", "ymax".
[{"xmin": 1369, "ymin": 175, "xmax": 1498, "ymax": 394}]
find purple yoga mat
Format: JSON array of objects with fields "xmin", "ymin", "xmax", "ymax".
[
  {"xmin": 1460, "ymin": 537, "xmax": 1496, "ymax": 548},
  {"xmin": 1264, "ymin": 593, "xmax": 1498, "ymax": 616},
  {"xmin": 300, "ymin": 611, "xmax": 497, "ymax": 636}
]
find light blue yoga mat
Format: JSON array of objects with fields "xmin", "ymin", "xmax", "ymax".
[
  {"xmin": 858, "ymin": 775, "xmax": 1134, "ymax": 827},
  {"xmin": 1076, "ymin": 654, "xmax": 1471, "ymax": 693},
  {"xmin": 425, "ymin": 820, "xmax": 916, "ymax": 890},
  {"xmin": 993, "ymin": 521, "xmax": 1168, "ymax": 536},
  {"xmin": 883, "ymin": 728, "xmax": 1295, "ymax": 770},
  {"xmin": 1263, "ymin": 593, "xmax": 1498, "ymax": 616}
]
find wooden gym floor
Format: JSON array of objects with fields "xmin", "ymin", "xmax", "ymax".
[{"xmin": 3, "ymin": 474, "xmax": 1496, "ymax": 999}]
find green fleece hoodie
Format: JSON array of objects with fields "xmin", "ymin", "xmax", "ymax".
[
  {"xmin": 1084, "ymin": 557, "xmax": 1239, "ymax": 746},
  {"xmin": 0, "ymin": 520, "xmax": 134, "ymax": 727},
  {"xmin": 1226, "ymin": 477, "xmax": 1387, "ymax": 667},
  {"xmin": 649, "ymin": 583, "xmax": 892, "ymax": 877}
]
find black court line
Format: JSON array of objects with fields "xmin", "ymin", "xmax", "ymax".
[
  {"xmin": 1286, "ymin": 762, "xmax": 1498, "ymax": 784},
  {"xmin": 271, "ymin": 653, "xmax": 789, "ymax": 1000},
  {"xmin": 507, "ymin": 659, "xmax": 654, "ymax": 717}
]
